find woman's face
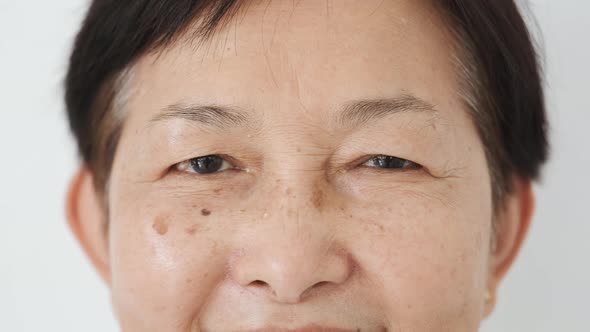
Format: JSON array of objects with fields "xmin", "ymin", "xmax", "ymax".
[{"xmin": 69, "ymin": 0, "xmax": 532, "ymax": 331}]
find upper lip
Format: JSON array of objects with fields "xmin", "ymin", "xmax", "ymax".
[{"xmin": 245, "ymin": 324, "xmax": 360, "ymax": 332}]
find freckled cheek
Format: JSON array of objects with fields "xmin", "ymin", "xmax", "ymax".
[
  {"xmin": 107, "ymin": 203, "xmax": 232, "ymax": 323},
  {"xmin": 347, "ymin": 198, "xmax": 488, "ymax": 317}
]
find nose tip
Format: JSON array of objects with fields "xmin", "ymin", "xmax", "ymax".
[{"xmin": 230, "ymin": 246, "xmax": 353, "ymax": 304}]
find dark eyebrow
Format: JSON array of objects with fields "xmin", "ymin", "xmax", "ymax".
[
  {"xmin": 151, "ymin": 103, "xmax": 249, "ymax": 128},
  {"xmin": 337, "ymin": 94, "xmax": 438, "ymax": 127}
]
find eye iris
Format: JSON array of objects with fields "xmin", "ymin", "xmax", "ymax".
[
  {"xmin": 190, "ymin": 155, "xmax": 223, "ymax": 174},
  {"xmin": 373, "ymin": 155, "xmax": 407, "ymax": 168}
]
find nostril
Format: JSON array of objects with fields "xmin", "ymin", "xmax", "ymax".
[
  {"xmin": 300, "ymin": 281, "xmax": 330, "ymax": 299},
  {"xmin": 249, "ymin": 280, "xmax": 268, "ymax": 287},
  {"xmin": 249, "ymin": 280, "xmax": 275, "ymax": 296},
  {"xmin": 312, "ymin": 281, "xmax": 329, "ymax": 288}
]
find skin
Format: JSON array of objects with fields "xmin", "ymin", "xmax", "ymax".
[{"xmin": 66, "ymin": 0, "xmax": 534, "ymax": 331}]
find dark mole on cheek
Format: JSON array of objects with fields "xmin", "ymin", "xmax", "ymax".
[
  {"xmin": 201, "ymin": 208, "xmax": 211, "ymax": 216},
  {"xmin": 152, "ymin": 216, "xmax": 169, "ymax": 235}
]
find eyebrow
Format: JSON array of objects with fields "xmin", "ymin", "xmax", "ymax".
[
  {"xmin": 337, "ymin": 94, "xmax": 438, "ymax": 128},
  {"xmin": 151, "ymin": 94, "xmax": 437, "ymax": 129},
  {"xmin": 151, "ymin": 103, "xmax": 249, "ymax": 129}
]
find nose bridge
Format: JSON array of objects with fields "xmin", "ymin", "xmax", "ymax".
[
  {"xmin": 261, "ymin": 172, "xmax": 335, "ymax": 256},
  {"xmin": 273, "ymin": 170, "xmax": 329, "ymax": 213},
  {"xmin": 259, "ymin": 172, "xmax": 335, "ymax": 273}
]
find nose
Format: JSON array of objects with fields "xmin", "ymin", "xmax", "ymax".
[
  {"xmin": 230, "ymin": 239, "xmax": 353, "ymax": 304},
  {"xmin": 228, "ymin": 182, "xmax": 354, "ymax": 304}
]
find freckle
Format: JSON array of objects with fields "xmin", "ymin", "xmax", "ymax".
[
  {"xmin": 186, "ymin": 278, "xmax": 193, "ymax": 284},
  {"xmin": 185, "ymin": 225, "xmax": 200, "ymax": 235},
  {"xmin": 285, "ymin": 187, "xmax": 292, "ymax": 195},
  {"xmin": 213, "ymin": 188, "xmax": 223, "ymax": 194},
  {"xmin": 203, "ymin": 272, "xmax": 209, "ymax": 278},
  {"xmin": 201, "ymin": 208, "xmax": 211, "ymax": 216},
  {"xmin": 311, "ymin": 187, "xmax": 324, "ymax": 209},
  {"xmin": 152, "ymin": 216, "xmax": 168, "ymax": 235},
  {"xmin": 240, "ymin": 209, "xmax": 246, "ymax": 213},
  {"xmin": 296, "ymin": 146, "xmax": 301, "ymax": 152},
  {"xmin": 287, "ymin": 208, "xmax": 296, "ymax": 217}
]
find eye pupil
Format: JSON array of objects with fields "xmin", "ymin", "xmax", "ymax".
[
  {"xmin": 190, "ymin": 155, "xmax": 224, "ymax": 174},
  {"xmin": 373, "ymin": 155, "xmax": 408, "ymax": 168}
]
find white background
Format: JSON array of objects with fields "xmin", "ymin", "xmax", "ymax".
[{"xmin": 0, "ymin": 1, "xmax": 588, "ymax": 331}]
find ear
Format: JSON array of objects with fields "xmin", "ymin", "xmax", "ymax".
[
  {"xmin": 483, "ymin": 176, "xmax": 535, "ymax": 317},
  {"xmin": 66, "ymin": 166, "xmax": 111, "ymax": 285}
]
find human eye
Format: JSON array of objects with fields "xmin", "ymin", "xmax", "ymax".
[
  {"xmin": 361, "ymin": 155, "xmax": 422, "ymax": 170},
  {"xmin": 175, "ymin": 155, "xmax": 234, "ymax": 174}
]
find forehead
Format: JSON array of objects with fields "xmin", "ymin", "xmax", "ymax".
[{"xmin": 125, "ymin": 0, "xmax": 461, "ymax": 125}]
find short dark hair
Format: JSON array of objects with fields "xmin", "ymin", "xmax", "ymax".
[{"xmin": 65, "ymin": 0, "xmax": 549, "ymax": 209}]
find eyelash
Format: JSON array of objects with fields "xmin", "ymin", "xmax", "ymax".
[{"xmin": 174, "ymin": 154, "xmax": 421, "ymax": 175}]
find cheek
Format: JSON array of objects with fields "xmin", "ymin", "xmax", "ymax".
[
  {"xmin": 348, "ymin": 185, "xmax": 492, "ymax": 327},
  {"xmin": 107, "ymin": 194, "xmax": 232, "ymax": 330}
]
